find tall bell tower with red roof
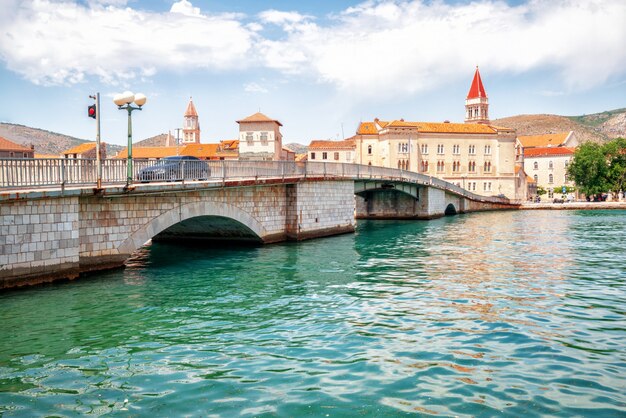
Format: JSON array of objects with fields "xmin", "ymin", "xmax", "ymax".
[
  {"xmin": 465, "ymin": 67, "xmax": 489, "ymax": 124},
  {"xmin": 182, "ymin": 97, "xmax": 201, "ymax": 144}
]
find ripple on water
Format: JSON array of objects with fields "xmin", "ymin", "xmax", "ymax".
[{"xmin": 0, "ymin": 211, "xmax": 625, "ymax": 417}]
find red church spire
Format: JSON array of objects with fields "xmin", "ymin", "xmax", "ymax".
[
  {"xmin": 466, "ymin": 66, "xmax": 487, "ymax": 99},
  {"xmin": 185, "ymin": 97, "xmax": 198, "ymax": 117}
]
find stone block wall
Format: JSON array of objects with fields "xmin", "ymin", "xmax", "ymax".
[
  {"xmin": 286, "ymin": 180, "xmax": 355, "ymax": 240},
  {"xmin": 0, "ymin": 197, "xmax": 80, "ymax": 288}
]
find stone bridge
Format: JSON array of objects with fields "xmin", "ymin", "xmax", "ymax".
[{"xmin": 0, "ymin": 161, "xmax": 518, "ymax": 288}]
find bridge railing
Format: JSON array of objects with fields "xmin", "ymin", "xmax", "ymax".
[{"xmin": 0, "ymin": 158, "xmax": 515, "ymax": 204}]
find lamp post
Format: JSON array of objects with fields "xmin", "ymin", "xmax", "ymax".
[{"xmin": 114, "ymin": 91, "xmax": 147, "ymax": 186}]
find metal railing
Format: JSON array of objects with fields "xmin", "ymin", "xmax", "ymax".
[{"xmin": 0, "ymin": 158, "xmax": 516, "ymax": 204}]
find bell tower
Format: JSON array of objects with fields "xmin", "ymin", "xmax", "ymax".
[
  {"xmin": 182, "ymin": 97, "xmax": 200, "ymax": 144},
  {"xmin": 465, "ymin": 67, "xmax": 489, "ymax": 124}
]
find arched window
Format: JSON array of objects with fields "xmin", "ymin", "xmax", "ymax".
[
  {"xmin": 549, "ymin": 174, "xmax": 554, "ymax": 184},
  {"xmin": 549, "ymin": 160, "xmax": 553, "ymax": 169},
  {"xmin": 534, "ymin": 174, "xmax": 538, "ymax": 182},
  {"xmin": 367, "ymin": 145, "xmax": 372, "ymax": 155},
  {"xmin": 398, "ymin": 160, "xmax": 402, "ymax": 169},
  {"xmin": 533, "ymin": 161, "xmax": 538, "ymax": 170}
]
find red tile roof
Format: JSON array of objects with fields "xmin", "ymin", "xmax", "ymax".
[
  {"xmin": 185, "ymin": 98, "xmax": 198, "ymax": 117},
  {"xmin": 237, "ymin": 112, "xmax": 282, "ymax": 126},
  {"xmin": 308, "ymin": 138, "xmax": 356, "ymax": 150},
  {"xmin": 62, "ymin": 142, "xmax": 96, "ymax": 155},
  {"xmin": 0, "ymin": 136, "xmax": 32, "ymax": 152},
  {"xmin": 467, "ymin": 67, "xmax": 487, "ymax": 99},
  {"xmin": 517, "ymin": 132, "xmax": 570, "ymax": 148},
  {"xmin": 356, "ymin": 122, "xmax": 378, "ymax": 135},
  {"xmin": 524, "ymin": 147, "xmax": 575, "ymax": 157}
]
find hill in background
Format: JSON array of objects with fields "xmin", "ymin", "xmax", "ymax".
[
  {"xmin": 1, "ymin": 108, "xmax": 624, "ymax": 157},
  {"xmin": 493, "ymin": 108, "xmax": 626, "ymax": 143},
  {"xmin": 0, "ymin": 123, "xmax": 123, "ymax": 156}
]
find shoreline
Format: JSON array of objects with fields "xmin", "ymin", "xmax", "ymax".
[{"xmin": 520, "ymin": 201, "xmax": 626, "ymax": 210}]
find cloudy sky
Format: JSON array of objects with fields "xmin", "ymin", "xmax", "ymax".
[{"xmin": 1, "ymin": 0, "xmax": 625, "ymax": 146}]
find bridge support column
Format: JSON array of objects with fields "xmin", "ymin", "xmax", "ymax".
[
  {"xmin": 0, "ymin": 196, "xmax": 81, "ymax": 288},
  {"xmin": 286, "ymin": 181, "xmax": 355, "ymax": 240},
  {"xmin": 417, "ymin": 187, "xmax": 447, "ymax": 218}
]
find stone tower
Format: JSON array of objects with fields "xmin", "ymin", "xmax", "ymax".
[
  {"xmin": 182, "ymin": 97, "xmax": 200, "ymax": 144},
  {"xmin": 465, "ymin": 67, "xmax": 489, "ymax": 124}
]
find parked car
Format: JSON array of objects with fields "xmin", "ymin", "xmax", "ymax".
[{"xmin": 137, "ymin": 156, "xmax": 210, "ymax": 182}]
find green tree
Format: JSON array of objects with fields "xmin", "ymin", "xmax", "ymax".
[
  {"xmin": 567, "ymin": 142, "xmax": 609, "ymax": 197},
  {"xmin": 603, "ymin": 137, "xmax": 626, "ymax": 193}
]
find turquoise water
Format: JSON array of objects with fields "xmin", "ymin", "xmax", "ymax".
[{"xmin": 0, "ymin": 210, "xmax": 625, "ymax": 417}]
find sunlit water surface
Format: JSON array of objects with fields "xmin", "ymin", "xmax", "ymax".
[{"xmin": 1, "ymin": 210, "xmax": 625, "ymax": 417}]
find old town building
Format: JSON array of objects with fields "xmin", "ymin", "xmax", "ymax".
[
  {"xmin": 237, "ymin": 112, "xmax": 294, "ymax": 161},
  {"xmin": 308, "ymin": 138, "xmax": 356, "ymax": 163},
  {"xmin": 346, "ymin": 68, "xmax": 520, "ymax": 199},
  {"xmin": 0, "ymin": 136, "xmax": 34, "ymax": 158}
]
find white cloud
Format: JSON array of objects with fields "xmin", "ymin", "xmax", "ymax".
[
  {"xmin": 259, "ymin": 0, "xmax": 626, "ymax": 98},
  {"xmin": 170, "ymin": 0, "xmax": 202, "ymax": 17},
  {"xmin": 244, "ymin": 82, "xmax": 269, "ymax": 93},
  {"xmin": 0, "ymin": 0, "xmax": 254, "ymax": 85},
  {"xmin": 1, "ymin": 0, "xmax": 625, "ymax": 99}
]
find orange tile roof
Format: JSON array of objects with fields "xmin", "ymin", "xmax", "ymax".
[
  {"xmin": 180, "ymin": 143, "xmax": 219, "ymax": 158},
  {"xmin": 62, "ymin": 142, "xmax": 97, "ymax": 155},
  {"xmin": 295, "ymin": 153, "xmax": 307, "ymax": 162},
  {"xmin": 387, "ymin": 120, "xmax": 418, "ymax": 128},
  {"xmin": 414, "ymin": 122, "xmax": 497, "ymax": 134},
  {"xmin": 356, "ymin": 122, "xmax": 378, "ymax": 135},
  {"xmin": 0, "ymin": 136, "xmax": 32, "ymax": 152},
  {"xmin": 220, "ymin": 139, "xmax": 239, "ymax": 150},
  {"xmin": 517, "ymin": 132, "xmax": 570, "ymax": 148},
  {"xmin": 524, "ymin": 147, "xmax": 575, "ymax": 157},
  {"xmin": 237, "ymin": 112, "xmax": 282, "ymax": 126},
  {"xmin": 116, "ymin": 146, "xmax": 180, "ymax": 159},
  {"xmin": 527, "ymin": 176, "xmax": 536, "ymax": 183},
  {"xmin": 308, "ymin": 138, "xmax": 356, "ymax": 150},
  {"xmin": 34, "ymin": 153, "xmax": 59, "ymax": 159}
]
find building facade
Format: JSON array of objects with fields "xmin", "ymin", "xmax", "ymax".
[
  {"xmin": 348, "ymin": 68, "xmax": 520, "ymax": 199},
  {"xmin": 182, "ymin": 98, "xmax": 201, "ymax": 144},
  {"xmin": 524, "ymin": 147, "xmax": 575, "ymax": 199},
  {"xmin": 308, "ymin": 139, "xmax": 356, "ymax": 163},
  {"xmin": 237, "ymin": 112, "xmax": 285, "ymax": 161}
]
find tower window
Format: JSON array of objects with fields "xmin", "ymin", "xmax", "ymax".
[{"xmin": 368, "ymin": 145, "xmax": 372, "ymax": 155}]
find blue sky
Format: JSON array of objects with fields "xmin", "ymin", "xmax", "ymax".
[{"xmin": 0, "ymin": 0, "xmax": 625, "ymax": 147}]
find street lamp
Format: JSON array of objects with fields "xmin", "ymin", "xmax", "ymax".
[{"xmin": 114, "ymin": 91, "xmax": 147, "ymax": 186}]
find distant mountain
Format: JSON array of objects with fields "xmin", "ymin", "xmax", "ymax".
[
  {"xmin": 0, "ymin": 123, "xmax": 123, "ymax": 156},
  {"xmin": 134, "ymin": 133, "xmax": 169, "ymax": 147},
  {"xmin": 493, "ymin": 108, "xmax": 626, "ymax": 143},
  {"xmin": 284, "ymin": 143, "xmax": 308, "ymax": 154}
]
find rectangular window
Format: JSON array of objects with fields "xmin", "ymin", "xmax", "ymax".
[
  {"xmin": 260, "ymin": 132, "xmax": 268, "ymax": 146},
  {"xmin": 245, "ymin": 132, "xmax": 253, "ymax": 144},
  {"xmin": 484, "ymin": 145, "xmax": 491, "ymax": 155},
  {"xmin": 322, "ymin": 152, "xmax": 328, "ymax": 160},
  {"xmin": 469, "ymin": 145, "xmax": 475, "ymax": 155},
  {"xmin": 311, "ymin": 152, "xmax": 316, "ymax": 160},
  {"xmin": 437, "ymin": 144, "xmax": 444, "ymax": 155},
  {"xmin": 334, "ymin": 152, "xmax": 339, "ymax": 161},
  {"xmin": 421, "ymin": 144, "xmax": 428, "ymax": 154}
]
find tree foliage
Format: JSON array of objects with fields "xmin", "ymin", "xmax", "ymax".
[{"xmin": 568, "ymin": 138, "xmax": 626, "ymax": 196}]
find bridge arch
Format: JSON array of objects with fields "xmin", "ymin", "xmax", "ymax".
[
  {"xmin": 117, "ymin": 200, "xmax": 268, "ymax": 255},
  {"xmin": 444, "ymin": 203, "xmax": 457, "ymax": 216}
]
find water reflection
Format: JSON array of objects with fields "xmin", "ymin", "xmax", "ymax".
[{"xmin": 0, "ymin": 210, "xmax": 624, "ymax": 417}]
